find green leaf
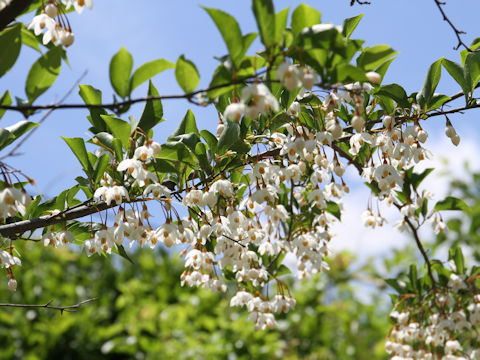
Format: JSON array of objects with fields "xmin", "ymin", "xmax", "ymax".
[
  {"xmin": 275, "ymin": 264, "xmax": 292, "ymax": 277},
  {"xmin": 25, "ymin": 46, "xmax": 62, "ymax": 103},
  {"xmin": 434, "ymin": 196, "xmax": 470, "ymax": 213},
  {"xmin": 449, "ymin": 247, "xmax": 465, "ymax": 274},
  {"xmin": 78, "ymin": 84, "xmax": 107, "ymax": 132},
  {"xmin": 342, "ymin": 14, "xmax": 363, "ymax": 38},
  {"xmin": 0, "ymin": 128, "xmax": 15, "ymax": 150},
  {"xmin": 62, "ymin": 137, "xmax": 93, "ymax": 175},
  {"xmin": 101, "ymin": 115, "xmax": 131, "ymax": 151},
  {"xmin": 0, "ymin": 90, "xmax": 12, "ymax": 120},
  {"xmin": 130, "ymin": 58, "xmax": 174, "ymax": 93},
  {"xmin": 203, "ymin": 7, "xmax": 244, "ymax": 67},
  {"xmin": 112, "ymin": 138, "xmax": 124, "ymax": 162},
  {"xmin": 200, "ymin": 130, "xmax": 218, "ymax": 154},
  {"xmin": 427, "ymin": 94, "xmax": 450, "ymax": 111},
  {"xmin": 242, "ymin": 32, "xmax": 258, "ymax": 54},
  {"xmin": 116, "ymin": 245, "xmax": 134, "ymax": 264},
  {"xmin": 169, "ymin": 109, "xmax": 199, "ymax": 138},
  {"xmin": 325, "ymin": 200, "xmax": 341, "ymax": 220},
  {"xmin": 410, "ymin": 168, "xmax": 434, "ymax": 191},
  {"xmin": 93, "ymin": 154, "xmax": 110, "ymax": 185},
  {"xmin": 109, "ymin": 46, "xmax": 133, "ymax": 98},
  {"xmin": 356, "ymin": 45, "xmax": 398, "ymax": 71},
  {"xmin": 92, "ymin": 132, "xmax": 114, "ymax": 151},
  {"xmin": 442, "ymin": 59, "xmax": 469, "ymax": 99},
  {"xmin": 175, "ymin": 55, "xmax": 200, "ymax": 93},
  {"xmin": 464, "ymin": 51, "xmax": 480, "ymax": 95},
  {"xmin": 252, "ymin": 0, "xmax": 276, "ymax": 49},
  {"xmin": 5, "ymin": 120, "xmax": 38, "ymax": 139},
  {"xmin": 138, "ymin": 80, "xmax": 164, "ymax": 133},
  {"xmin": 217, "ymin": 121, "xmax": 240, "ymax": 154},
  {"xmin": 20, "ymin": 26, "xmax": 41, "ymax": 52},
  {"xmin": 0, "ymin": 23, "xmax": 21, "ymax": 77},
  {"xmin": 274, "ymin": 8, "xmax": 289, "ymax": 44},
  {"xmin": 374, "ymin": 83, "xmax": 410, "ymax": 108},
  {"xmin": 291, "ymin": 4, "xmax": 321, "ymax": 37},
  {"xmin": 416, "ymin": 58, "xmax": 443, "ymax": 111}
]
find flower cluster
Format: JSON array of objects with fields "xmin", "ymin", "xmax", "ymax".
[
  {"xmin": 28, "ymin": 0, "xmax": 93, "ymax": 47},
  {"xmin": 0, "ymin": 187, "xmax": 31, "ymax": 220},
  {"xmin": 386, "ymin": 274, "xmax": 480, "ymax": 359}
]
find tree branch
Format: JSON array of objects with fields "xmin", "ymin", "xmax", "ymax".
[
  {"xmin": 0, "ymin": 297, "xmax": 98, "ymax": 313},
  {"xmin": 0, "ymin": 0, "xmax": 34, "ymax": 32},
  {"xmin": 433, "ymin": 0, "xmax": 472, "ymax": 51},
  {"xmin": 0, "ymin": 71, "xmax": 269, "ymax": 113}
]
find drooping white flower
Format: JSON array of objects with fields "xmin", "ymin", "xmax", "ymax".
[{"xmin": 223, "ymin": 103, "xmax": 246, "ymax": 122}]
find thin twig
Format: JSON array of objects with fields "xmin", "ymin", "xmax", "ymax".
[
  {"xmin": 0, "ymin": 70, "xmax": 88, "ymax": 160},
  {"xmin": 0, "ymin": 297, "xmax": 98, "ymax": 313},
  {"xmin": 350, "ymin": 0, "xmax": 371, "ymax": 5},
  {"xmin": 433, "ymin": 0, "xmax": 472, "ymax": 51}
]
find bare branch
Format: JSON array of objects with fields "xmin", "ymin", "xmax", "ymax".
[
  {"xmin": 350, "ymin": 0, "xmax": 371, "ymax": 5},
  {"xmin": 0, "ymin": 297, "xmax": 98, "ymax": 313},
  {"xmin": 0, "ymin": 0, "xmax": 34, "ymax": 32},
  {"xmin": 433, "ymin": 0, "xmax": 472, "ymax": 51}
]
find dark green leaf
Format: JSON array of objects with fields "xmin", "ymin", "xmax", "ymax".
[
  {"xmin": 0, "ymin": 23, "xmax": 21, "ymax": 77},
  {"xmin": 138, "ymin": 80, "xmax": 164, "ymax": 134},
  {"xmin": 410, "ymin": 168, "xmax": 434, "ymax": 191},
  {"xmin": 464, "ymin": 51, "xmax": 480, "ymax": 95},
  {"xmin": 175, "ymin": 55, "xmax": 200, "ymax": 93},
  {"xmin": 291, "ymin": 4, "xmax": 321, "ymax": 37},
  {"xmin": 442, "ymin": 59, "xmax": 469, "ymax": 99},
  {"xmin": 0, "ymin": 128, "xmax": 15, "ymax": 150},
  {"xmin": 449, "ymin": 246, "xmax": 465, "ymax": 274},
  {"xmin": 112, "ymin": 138, "xmax": 124, "ymax": 162},
  {"xmin": 325, "ymin": 200, "xmax": 341, "ymax": 220},
  {"xmin": 374, "ymin": 83, "xmax": 410, "ymax": 108},
  {"xmin": 25, "ymin": 46, "xmax": 62, "ymax": 103},
  {"xmin": 130, "ymin": 58, "xmax": 174, "ymax": 93},
  {"xmin": 5, "ymin": 120, "xmax": 38, "ymax": 139},
  {"xmin": 0, "ymin": 90, "xmax": 12, "ymax": 120},
  {"xmin": 200, "ymin": 130, "xmax": 218, "ymax": 154}
]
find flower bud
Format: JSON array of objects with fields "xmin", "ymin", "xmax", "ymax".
[
  {"xmin": 445, "ymin": 125, "xmax": 456, "ymax": 138},
  {"xmin": 417, "ymin": 129, "xmax": 428, "ymax": 143},
  {"xmin": 451, "ymin": 133, "xmax": 460, "ymax": 146},
  {"xmin": 365, "ymin": 71, "xmax": 381, "ymax": 84},
  {"xmin": 45, "ymin": 3, "xmax": 58, "ymax": 18},
  {"xmin": 383, "ymin": 115, "xmax": 393, "ymax": 130},
  {"xmin": 351, "ymin": 115, "xmax": 365, "ymax": 132},
  {"xmin": 8, "ymin": 279, "xmax": 17, "ymax": 292}
]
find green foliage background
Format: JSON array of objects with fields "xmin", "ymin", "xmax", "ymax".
[{"xmin": 0, "ymin": 244, "xmax": 389, "ymax": 360}]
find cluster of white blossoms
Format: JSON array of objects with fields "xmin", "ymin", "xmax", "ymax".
[
  {"xmin": 0, "ymin": 187, "xmax": 31, "ymax": 220},
  {"xmin": 386, "ymin": 274, "xmax": 480, "ymax": 360},
  {"xmin": 28, "ymin": 0, "xmax": 93, "ymax": 47},
  {"xmin": 0, "ymin": 250, "xmax": 21, "ymax": 292}
]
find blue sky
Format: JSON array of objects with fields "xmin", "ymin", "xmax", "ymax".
[{"xmin": 2, "ymin": 1, "xmax": 480, "ymax": 256}]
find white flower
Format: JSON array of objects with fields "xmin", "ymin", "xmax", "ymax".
[
  {"xmin": 276, "ymin": 62, "xmax": 302, "ymax": 91},
  {"xmin": 223, "ymin": 103, "xmax": 246, "ymax": 122},
  {"xmin": 448, "ymin": 274, "xmax": 467, "ymax": 292},
  {"xmin": 287, "ymin": 101, "xmax": 301, "ymax": 116},
  {"xmin": 143, "ymin": 184, "xmax": 170, "ymax": 199},
  {"xmin": 28, "ymin": 14, "xmax": 55, "ymax": 36},
  {"xmin": 241, "ymin": 84, "xmax": 279, "ymax": 118},
  {"xmin": 210, "ymin": 179, "xmax": 234, "ymax": 198},
  {"xmin": 351, "ymin": 115, "xmax": 365, "ymax": 132},
  {"xmin": 94, "ymin": 185, "xmax": 129, "ymax": 206}
]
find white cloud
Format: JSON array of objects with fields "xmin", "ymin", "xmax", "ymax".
[{"xmin": 330, "ymin": 134, "xmax": 480, "ymax": 259}]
